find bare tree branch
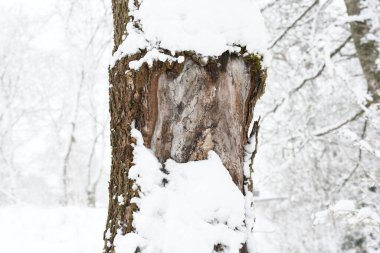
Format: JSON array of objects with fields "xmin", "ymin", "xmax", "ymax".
[
  {"xmin": 335, "ymin": 119, "xmax": 367, "ymax": 192},
  {"xmin": 263, "ymin": 36, "xmax": 352, "ymax": 119},
  {"xmin": 260, "ymin": 0, "xmax": 280, "ymax": 13},
  {"xmin": 312, "ymin": 109, "xmax": 364, "ymax": 137},
  {"xmin": 291, "ymin": 36, "xmax": 352, "ymax": 94},
  {"xmin": 268, "ymin": 0, "xmax": 319, "ymax": 49}
]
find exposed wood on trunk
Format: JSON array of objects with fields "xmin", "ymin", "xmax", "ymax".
[
  {"xmin": 104, "ymin": 1, "xmax": 266, "ymax": 252},
  {"xmin": 104, "ymin": 53, "xmax": 265, "ymax": 253}
]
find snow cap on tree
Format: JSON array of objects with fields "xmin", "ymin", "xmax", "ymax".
[{"xmin": 112, "ymin": 0, "xmax": 269, "ymax": 69}]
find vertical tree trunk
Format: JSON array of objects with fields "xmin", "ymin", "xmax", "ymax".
[
  {"xmin": 344, "ymin": 0, "xmax": 380, "ymax": 101},
  {"xmin": 103, "ymin": 1, "xmax": 266, "ymax": 252}
]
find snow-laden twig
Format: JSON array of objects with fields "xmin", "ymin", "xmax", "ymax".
[
  {"xmin": 312, "ymin": 110, "xmax": 363, "ymax": 137},
  {"xmin": 263, "ymin": 36, "xmax": 352, "ymax": 119},
  {"xmin": 268, "ymin": 0, "xmax": 319, "ymax": 49}
]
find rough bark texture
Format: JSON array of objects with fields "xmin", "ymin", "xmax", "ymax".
[
  {"xmin": 345, "ymin": 0, "xmax": 380, "ymax": 101},
  {"xmin": 103, "ymin": 1, "xmax": 266, "ymax": 252},
  {"xmin": 110, "ymin": 0, "xmax": 129, "ymax": 53}
]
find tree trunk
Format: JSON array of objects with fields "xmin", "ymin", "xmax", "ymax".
[
  {"xmin": 344, "ymin": 0, "xmax": 380, "ymax": 101},
  {"xmin": 103, "ymin": 1, "xmax": 266, "ymax": 252}
]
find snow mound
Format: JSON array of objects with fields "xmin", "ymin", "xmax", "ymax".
[
  {"xmin": 332, "ymin": 199, "xmax": 356, "ymax": 213},
  {"xmin": 349, "ymin": 207, "xmax": 380, "ymax": 225},
  {"xmin": 313, "ymin": 200, "xmax": 380, "ymax": 227},
  {"xmin": 113, "ymin": 128, "xmax": 247, "ymax": 253},
  {"xmin": 112, "ymin": 0, "xmax": 268, "ymax": 69}
]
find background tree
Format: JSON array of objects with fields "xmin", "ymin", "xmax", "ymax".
[
  {"xmin": 345, "ymin": 0, "xmax": 380, "ymax": 101},
  {"xmin": 0, "ymin": 0, "xmax": 111, "ymax": 206},
  {"xmin": 254, "ymin": 0, "xmax": 380, "ymax": 252}
]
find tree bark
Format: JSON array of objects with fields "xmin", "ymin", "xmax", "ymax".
[
  {"xmin": 103, "ymin": 1, "xmax": 266, "ymax": 252},
  {"xmin": 344, "ymin": 0, "xmax": 380, "ymax": 102}
]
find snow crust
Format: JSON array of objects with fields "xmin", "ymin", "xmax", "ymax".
[
  {"xmin": 112, "ymin": 0, "xmax": 268, "ymax": 69},
  {"xmin": 114, "ymin": 128, "xmax": 247, "ymax": 253}
]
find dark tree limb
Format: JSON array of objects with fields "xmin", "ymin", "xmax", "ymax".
[{"xmin": 268, "ymin": 0, "xmax": 319, "ymax": 49}]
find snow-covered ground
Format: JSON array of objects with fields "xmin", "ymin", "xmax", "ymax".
[
  {"xmin": 0, "ymin": 205, "xmax": 107, "ymax": 253},
  {"xmin": 0, "ymin": 204, "xmax": 278, "ymax": 253}
]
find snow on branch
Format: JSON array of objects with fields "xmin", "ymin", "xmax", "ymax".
[
  {"xmin": 314, "ymin": 200, "xmax": 380, "ymax": 227},
  {"xmin": 268, "ymin": 0, "xmax": 319, "ymax": 49},
  {"xmin": 262, "ymin": 36, "xmax": 352, "ymax": 119},
  {"xmin": 111, "ymin": 0, "xmax": 268, "ymax": 69},
  {"xmin": 312, "ymin": 110, "xmax": 363, "ymax": 137}
]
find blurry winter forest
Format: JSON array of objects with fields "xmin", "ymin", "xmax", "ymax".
[{"xmin": 0, "ymin": 0, "xmax": 379, "ymax": 252}]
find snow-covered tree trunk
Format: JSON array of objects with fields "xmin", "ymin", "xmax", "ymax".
[
  {"xmin": 103, "ymin": 1, "xmax": 266, "ymax": 252},
  {"xmin": 345, "ymin": 0, "xmax": 380, "ymax": 101}
]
